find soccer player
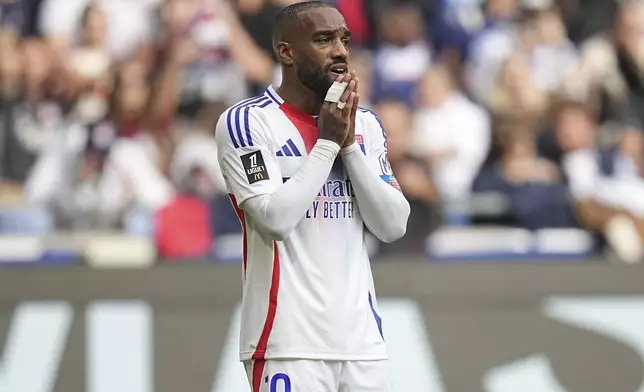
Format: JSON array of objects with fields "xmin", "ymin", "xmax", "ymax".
[{"xmin": 215, "ymin": 1, "xmax": 411, "ymax": 391}]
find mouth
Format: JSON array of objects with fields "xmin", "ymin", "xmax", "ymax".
[{"xmin": 329, "ymin": 63, "xmax": 348, "ymax": 76}]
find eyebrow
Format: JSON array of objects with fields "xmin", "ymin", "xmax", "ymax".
[{"xmin": 314, "ymin": 28, "xmax": 351, "ymax": 37}]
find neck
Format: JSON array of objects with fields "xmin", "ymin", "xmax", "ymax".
[{"xmin": 277, "ymin": 75, "xmax": 323, "ymax": 115}]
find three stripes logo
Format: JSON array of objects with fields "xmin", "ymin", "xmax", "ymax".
[{"xmin": 276, "ymin": 139, "xmax": 303, "ymax": 157}]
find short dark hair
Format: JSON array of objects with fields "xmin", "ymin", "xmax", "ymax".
[{"xmin": 272, "ymin": 1, "xmax": 336, "ymax": 49}]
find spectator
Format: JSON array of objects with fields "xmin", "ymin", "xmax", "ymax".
[
  {"xmin": 568, "ymin": 0, "xmax": 644, "ymax": 127},
  {"xmin": 472, "ymin": 123, "xmax": 578, "ymax": 229},
  {"xmin": 156, "ymin": 165, "xmax": 215, "ymax": 259},
  {"xmin": 0, "ymin": 0, "xmax": 41, "ymax": 37},
  {"xmin": 38, "ymin": 0, "xmax": 156, "ymax": 60},
  {"xmin": 158, "ymin": 0, "xmax": 273, "ymax": 124},
  {"xmin": 465, "ymin": 0, "xmax": 520, "ymax": 102},
  {"xmin": 559, "ymin": 100, "xmax": 644, "ymax": 262},
  {"xmin": 487, "ymin": 51, "xmax": 549, "ymax": 124},
  {"xmin": 522, "ymin": 0, "xmax": 579, "ymax": 93},
  {"xmin": 9, "ymin": 39, "xmax": 86, "ymax": 195},
  {"xmin": 375, "ymin": 100, "xmax": 439, "ymax": 255},
  {"xmin": 371, "ymin": 3, "xmax": 432, "ymax": 105},
  {"xmin": 411, "ymin": 63, "xmax": 490, "ymax": 203},
  {"xmin": 429, "ymin": 0, "xmax": 486, "ymax": 61},
  {"xmin": 351, "ymin": 50, "xmax": 374, "ymax": 109},
  {"xmin": 67, "ymin": 2, "xmax": 112, "ymax": 124}
]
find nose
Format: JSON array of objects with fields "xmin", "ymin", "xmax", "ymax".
[{"xmin": 331, "ymin": 38, "xmax": 348, "ymax": 60}]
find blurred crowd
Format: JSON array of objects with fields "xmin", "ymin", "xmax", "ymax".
[{"xmin": 2, "ymin": 0, "xmax": 644, "ymax": 262}]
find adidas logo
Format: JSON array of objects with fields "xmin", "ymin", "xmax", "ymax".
[{"xmin": 276, "ymin": 139, "xmax": 303, "ymax": 157}]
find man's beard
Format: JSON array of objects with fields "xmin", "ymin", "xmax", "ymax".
[{"xmin": 295, "ymin": 58, "xmax": 332, "ymax": 99}]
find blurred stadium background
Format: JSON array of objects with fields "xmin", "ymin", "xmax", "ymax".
[{"xmin": 2, "ymin": 0, "xmax": 644, "ymax": 391}]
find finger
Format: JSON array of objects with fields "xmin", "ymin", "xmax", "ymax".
[
  {"xmin": 351, "ymin": 92, "xmax": 360, "ymax": 119},
  {"xmin": 351, "ymin": 70, "xmax": 359, "ymax": 92},
  {"xmin": 324, "ymin": 74, "xmax": 349, "ymax": 112},
  {"xmin": 335, "ymin": 79, "xmax": 356, "ymax": 113},
  {"xmin": 322, "ymin": 75, "xmax": 342, "ymax": 111},
  {"xmin": 343, "ymin": 92, "xmax": 356, "ymax": 117}
]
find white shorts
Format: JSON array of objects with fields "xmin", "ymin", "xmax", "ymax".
[{"xmin": 244, "ymin": 359, "xmax": 394, "ymax": 392}]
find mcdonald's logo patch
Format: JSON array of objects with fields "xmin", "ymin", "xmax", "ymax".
[{"xmin": 241, "ymin": 151, "xmax": 269, "ymax": 184}]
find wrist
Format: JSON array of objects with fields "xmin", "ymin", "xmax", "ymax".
[
  {"xmin": 340, "ymin": 141, "xmax": 360, "ymax": 155},
  {"xmin": 315, "ymin": 139, "xmax": 342, "ymax": 154}
]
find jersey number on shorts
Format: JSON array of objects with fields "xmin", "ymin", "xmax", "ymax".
[{"xmin": 268, "ymin": 373, "xmax": 291, "ymax": 392}]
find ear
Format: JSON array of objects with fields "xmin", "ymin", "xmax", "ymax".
[{"xmin": 276, "ymin": 42, "xmax": 294, "ymax": 66}]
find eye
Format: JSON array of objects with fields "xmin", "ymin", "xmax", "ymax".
[
  {"xmin": 316, "ymin": 37, "xmax": 332, "ymax": 44},
  {"xmin": 341, "ymin": 37, "xmax": 350, "ymax": 46}
]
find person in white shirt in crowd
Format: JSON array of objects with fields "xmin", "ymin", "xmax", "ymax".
[
  {"xmin": 521, "ymin": 0, "xmax": 579, "ymax": 93},
  {"xmin": 560, "ymin": 101, "xmax": 644, "ymax": 263},
  {"xmin": 38, "ymin": 0, "xmax": 157, "ymax": 61},
  {"xmin": 411, "ymin": 63, "xmax": 490, "ymax": 204}
]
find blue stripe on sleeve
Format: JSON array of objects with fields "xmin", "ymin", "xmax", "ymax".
[
  {"xmin": 243, "ymin": 107, "xmax": 253, "ymax": 146},
  {"xmin": 234, "ymin": 106, "xmax": 247, "ymax": 147},
  {"xmin": 226, "ymin": 109, "xmax": 240, "ymax": 149},
  {"xmin": 226, "ymin": 95, "xmax": 262, "ymax": 149},
  {"xmin": 225, "ymin": 95, "xmax": 272, "ymax": 149}
]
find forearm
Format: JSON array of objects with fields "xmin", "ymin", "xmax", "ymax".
[
  {"xmin": 341, "ymin": 143, "xmax": 410, "ymax": 242},
  {"xmin": 242, "ymin": 140, "xmax": 339, "ymax": 241}
]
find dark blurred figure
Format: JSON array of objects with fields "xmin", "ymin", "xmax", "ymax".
[
  {"xmin": 0, "ymin": 0, "xmax": 42, "ymax": 36},
  {"xmin": 558, "ymin": 0, "xmax": 617, "ymax": 45},
  {"xmin": 572, "ymin": 1, "xmax": 644, "ymax": 128},
  {"xmin": 429, "ymin": 0, "xmax": 486, "ymax": 63},
  {"xmin": 234, "ymin": 0, "xmax": 285, "ymax": 95},
  {"xmin": 156, "ymin": 0, "xmax": 273, "ymax": 125},
  {"xmin": 0, "ymin": 28, "xmax": 21, "ymax": 203},
  {"xmin": 1, "ymin": 38, "xmax": 83, "ymax": 192},
  {"xmin": 372, "ymin": 3, "xmax": 432, "ymax": 105},
  {"xmin": 472, "ymin": 121, "xmax": 578, "ymax": 229},
  {"xmin": 235, "ymin": 0, "xmax": 282, "ymax": 59}
]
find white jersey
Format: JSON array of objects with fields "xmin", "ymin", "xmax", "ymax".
[{"xmin": 215, "ymin": 86, "xmax": 396, "ymax": 362}]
